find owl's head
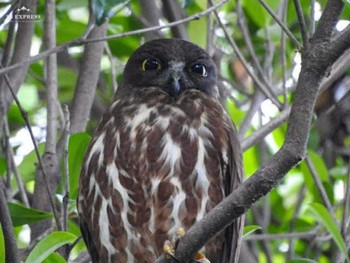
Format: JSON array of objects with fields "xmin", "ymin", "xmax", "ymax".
[{"xmin": 120, "ymin": 38, "xmax": 218, "ymax": 98}]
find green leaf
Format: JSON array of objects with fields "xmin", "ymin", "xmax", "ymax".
[
  {"xmin": 69, "ymin": 133, "xmax": 91, "ymax": 199},
  {"xmin": 308, "ymin": 203, "xmax": 350, "ymax": 263},
  {"xmin": 226, "ymin": 98, "xmax": 245, "ymax": 127},
  {"xmin": 300, "ymin": 150, "xmax": 332, "ymax": 203},
  {"xmin": 42, "ymin": 252, "xmax": 66, "ymax": 263},
  {"xmin": 18, "ymin": 143, "xmax": 45, "ymax": 184},
  {"xmin": 188, "ymin": 18, "xmax": 207, "ymax": 48},
  {"xmin": 26, "ymin": 231, "xmax": 77, "ymax": 263},
  {"xmin": 92, "ymin": 0, "xmax": 129, "ymax": 25},
  {"xmin": 56, "ymin": 19, "xmax": 87, "ymax": 44},
  {"xmin": 308, "ymin": 150, "xmax": 329, "ymax": 182},
  {"xmin": 8, "ymin": 202, "xmax": 53, "ymax": 227},
  {"xmin": 243, "ymin": 145, "xmax": 259, "ymax": 176},
  {"xmin": 17, "ymin": 84, "xmax": 39, "ymax": 111},
  {"xmin": 242, "ymin": 0, "xmax": 269, "ymax": 27},
  {"xmin": 242, "ymin": 225, "xmax": 262, "ymax": 239}
]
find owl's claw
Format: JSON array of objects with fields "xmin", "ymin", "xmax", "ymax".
[{"xmin": 163, "ymin": 227, "xmax": 210, "ymax": 263}]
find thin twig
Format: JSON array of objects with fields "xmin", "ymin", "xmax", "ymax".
[
  {"xmin": 3, "ymin": 119, "xmax": 30, "ymax": 207},
  {"xmin": 257, "ymin": 0, "xmax": 302, "ymax": 50},
  {"xmin": 279, "ymin": 0, "xmax": 288, "ymax": 107},
  {"xmin": 293, "ymin": 0, "xmax": 309, "ymax": 49},
  {"xmin": 287, "ymin": 185, "xmax": 306, "ymax": 260},
  {"xmin": 236, "ymin": 0, "xmax": 276, "ymax": 103},
  {"xmin": 62, "ymin": 105, "xmax": 70, "ymax": 233},
  {"xmin": 0, "ymin": 0, "xmax": 20, "ymax": 26},
  {"xmin": 238, "ymin": 90, "xmax": 265, "ymax": 140},
  {"xmin": 104, "ymin": 43, "xmax": 118, "ymax": 92},
  {"xmin": 0, "ymin": 180, "xmax": 20, "ymax": 263},
  {"xmin": 241, "ymin": 106, "xmax": 290, "ymax": 151},
  {"xmin": 62, "ymin": 105, "xmax": 71, "ymax": 259},
  {"xmin": 305, "ymin": 155, "xmax": 336, "ymax": 220},
  {"xmin": 244, "ymin": 230, "xmax": 317, "ymax": 241},
  {"xmin": 310, "ymin": 0, "xmax": 316, "ymax": 34}
]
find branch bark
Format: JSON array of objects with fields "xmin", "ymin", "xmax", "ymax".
[
  {"xmin": 138, "ymin": 0, "xmax": 161, "ymax": 40},
  {"xmin": 70, "ymin": 23, "xmax": 108, "ymax": 133},
  {"xmin": 162, "ymin": 0, "xmax": 189, "ymax": 40}
]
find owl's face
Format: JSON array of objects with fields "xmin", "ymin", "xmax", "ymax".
[{"xmin": 120, "ymin": 38, "xmax": 218, "ymax": 98}]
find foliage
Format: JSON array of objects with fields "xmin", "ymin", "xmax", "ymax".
[{"xmin": 0, "ymin": 0, "xmax": 349, "ymax": 262}]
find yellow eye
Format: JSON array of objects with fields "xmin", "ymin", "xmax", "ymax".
[{"xmin": 141, "ymin": 58, "xmax": 161, "ymax": 71}]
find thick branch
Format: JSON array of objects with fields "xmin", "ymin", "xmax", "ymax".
[{"xmin": 312, "ymin": 0, "xmax": 344, "ymax": 42}]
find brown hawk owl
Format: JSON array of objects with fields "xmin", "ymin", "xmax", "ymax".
[{"xmin": 78, "ymin": 38, "xmax": 243, "ymax": 263}]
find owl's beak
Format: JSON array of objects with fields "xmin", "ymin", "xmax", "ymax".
[
  {"xmin": 169, "ymin": 77, "xmax": 181, "ymax": 98},
  {"xmin": 168, "ymin": 61, "xmax": 185, "ymax": 98}
]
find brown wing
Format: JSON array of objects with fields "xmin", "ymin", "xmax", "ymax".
[{"xmin": 220, "ymin": 116, "xmax": 244, "ymax": 263}]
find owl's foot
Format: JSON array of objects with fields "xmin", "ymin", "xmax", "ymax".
[{"xmin": 163, "ymin": 227, "xmax": 210, "ymax": 263}]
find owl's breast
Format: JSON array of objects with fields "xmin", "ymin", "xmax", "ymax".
[{"xmin": 78, "ymin": 89, "xmax": 229, "ymax": 262}]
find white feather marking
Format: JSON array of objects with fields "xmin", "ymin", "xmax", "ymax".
[
  {"xmin": 129, "ymin": 104, "xmax": 153, "ymax": 143},
  {"xmin": 160, "ymin": 133, "xmax": 181, "ymax": 172},
  {"xmin": 154, "ymin": 115, "xmax": 171, "ymax": 130},
  {"xmin": 98, "ymin": 198, "xmax": 117, "ymax": 259},
  {"xmin": 169, "ymin": 177, "xmax": 186, "ymax": 232},
  {"xmin": 194, "ymin": 137, "xmax": 210, "ymax": 221},
  {"xmin": 115, "ymin": 131, "xmax": 120, "ymax": 151},
  {"xmin": 85, "ymin": 132, "xmax": 105, "ymax": 166}
]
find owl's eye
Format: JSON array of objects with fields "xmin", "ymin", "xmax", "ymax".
[
  {"xmin": 190, "ymin": 63, "xmax": 207, "ymax": 77},
  {"xmin": 141, "ymin": 58, "xmax": 161, "ymax": 71}
]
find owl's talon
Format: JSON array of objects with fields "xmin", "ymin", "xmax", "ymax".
[
  {"xmin": 163, "ymin": 240, "xmax": 175, "ymax": 260},
  {"xmin": 193, "ymin": 251, "xmax": 211, "ymax": 263},
  {"xmin": 164, "ymin": 227, "xmax": 210, "ymax": 263}
]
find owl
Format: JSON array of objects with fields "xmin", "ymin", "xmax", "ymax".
[{"xmin": 78, "ymin": 38, "xmax": 243, "ymax": 263}]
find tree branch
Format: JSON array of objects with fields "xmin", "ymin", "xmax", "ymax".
[
  {"xmin": 162, "ymin": 0, "xmax": 189, "ymax": 40},
  {"xmin": 293, "ymin": 0, "xmax": 309, "ymax": 49},
  {"xmin": 311, "ymin": 0, "xmax": 344, "ymax": 43},
  {"xmin": 257, "ymin": 0, "xmax": 302, "ymax": 50},
  {"xmin": 70, "ymin": 22, "xmax": 108, "ymax": 133}
]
